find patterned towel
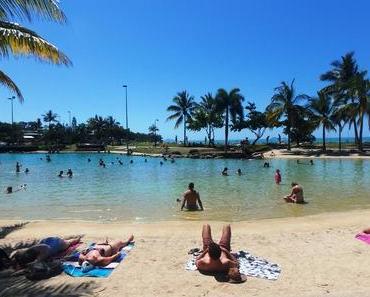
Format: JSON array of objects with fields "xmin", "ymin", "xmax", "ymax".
[
  {"xmin": 356, "ymin": 233, "xmax": 370, "ymax": 245},
  {"xmin": 186, "ymin": 250, "xmax": 281, "ymax": 280}
]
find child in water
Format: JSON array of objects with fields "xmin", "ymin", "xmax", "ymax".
[{"xmin": 274, "ymin": 169, "xmax": 281, "ymax": 185}]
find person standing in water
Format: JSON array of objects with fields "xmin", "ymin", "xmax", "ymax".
[
  {"xmin": 181, "ymin": 183, "xmax": 204, "ymax": 211},
  {"xmin": 16, "ymin": 162, "xmax": 21, "ymax": 173},
  {"xmin": 274, "ymin": 169, "xmax": 281, "ymax": 185},
  {"xmin": 222, "ymin": 167, "xmax": 228, "ymax": 176}
]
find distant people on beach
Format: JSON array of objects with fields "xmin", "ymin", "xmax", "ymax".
[
  {"xmin": 58, "ymin": 171, "xmax": 64, "ymax": 178},
  {"xmin": 16, "ymin": 162, "xmax": 21, "ymax": 173},
  {"xmin": 284, "ymin": 182, "xmax": 304, "ymax": 204},
  {"xmin": 222, "ymin": 167, "xmax": 228, "ymax": 176},
  {"xmin": 67, "ymin": 169, "xmax": 73, "ymax": 178},
  {"xmin": 274, "ymin": 169, "xmax": 281, "ymax": 184},
  {"xmin": 263, "ymin": 162, "xmax": 270, "ymax": 168},
  {"xmin": 79, "ymin": 235, "xmax": 134, "ymax": 267},
  {"xmin": 237, "ymin": 169, "xmax": 242, "ymax": 176},
  {"xmin": 180, "ymin": 183, "xmax": 203, "ymax": 211},
  {"xmin": 195, "ymin": 224, "xmax": 243, "ymax": 282}
]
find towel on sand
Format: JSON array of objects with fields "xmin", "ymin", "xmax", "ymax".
[
  {"xmin": 63, "ymin": 243, "xmax": 134, "ymax": 277},
  {"xmin": 186, "ymin": 250, "xmax": 281, "ymax": 280},
  {"xmin": 356, "ymin": 233, "xmax": 370, "ymax": 245}
]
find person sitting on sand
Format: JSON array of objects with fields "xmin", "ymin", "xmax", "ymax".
[
  {"xmin": 284, "ymin": 182, "xmax": 304, "ymax": 203},
  {"xmin": 181, "ymin": 182, "xmax": 204, "ymax": 211},
  {"xmin": 58, "ymin": 171, "xmax": 64, "ymax": 178},
  {"xmin": 78, "ymin": 235, "xmax": 134, "ymax": 267},
  {"xmin": 274, "ymin": 169, "xmax": 281, "ymax": 185},
  {"xmin": 11, "ymin": 236, "xmax": 81, "ymax": 269},
  {"xmin": 196, "ymin": 224, "xmax": 243, "ymax": 282},
  {"xmin": 222, "ymin": 167, "xmax": 228, "ymax": 176}
]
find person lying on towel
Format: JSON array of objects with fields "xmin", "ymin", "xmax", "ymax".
[
  {"xmin": 78, "ymin": 235, "xmax": 134, "ymax": 267},
  {"xmin": 11, "ymin": 236, "xmax": 81, "ymax": 269},
  {"xmin": 196, "ymin": 224, "xmax": 244, "ymax": 282}
]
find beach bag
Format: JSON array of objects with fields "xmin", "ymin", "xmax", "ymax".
[{"xmin": 25, "ymin": 260, "xmax": 63, "ymax": 280}]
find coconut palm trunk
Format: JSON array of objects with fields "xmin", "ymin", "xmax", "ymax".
[
  {"xmin": 338, "ymin": 124, "xmax": 342, "ymax": 152},
  {"xmin": 183, "ymin": 115, "xmax": 187, "ymax": 146},
  {"xmin": 322, "ymin": 125, "xmax": 326, "ymax": 152},
  {"xmin": 224, "ymin": 108, "xmax": 229, "ymax": 151},
  {"xmin": 358, "ymin": 112, "xmax": 364, "ymax": 151}
]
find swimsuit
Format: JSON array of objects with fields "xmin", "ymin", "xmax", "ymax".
[{"xmin": 39, "ymin": 237, "xmax": 65, "ymax": 256}]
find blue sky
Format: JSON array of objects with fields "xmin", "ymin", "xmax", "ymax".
[{"xmin": 0, "ymin": 0, "xmax": 369, "ymax": 141}]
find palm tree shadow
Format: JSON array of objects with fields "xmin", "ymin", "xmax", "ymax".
[
  {"xmin": 0, "ymin": 276, "xmax": 100, "ymax": 297},
  {"xmin": 0, "ymin": 222, "xmax": 29, "ymax": 239}
]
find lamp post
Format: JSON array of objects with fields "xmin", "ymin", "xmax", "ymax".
[
  {"xmin": 7, "ymin": 96, "xmax": 16, "ymax": 125},
  {"xmin": 123, "ymin": 85, "xmax": 129, "ymax": 154},
  {"xmin": 67, "ymin": 110, "xmax": 71, "ymax": 128},
  {"xmin": 154, "ymin": 119, "xmax": 159, "ymax": 147}
]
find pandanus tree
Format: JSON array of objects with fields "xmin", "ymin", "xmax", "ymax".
[
  {"xmin": 166, "ymin": 91, "xmax": 197, "ymax": 146},
  {"xmin": 0, "ymin": 0, "xmax": 71, "ymax": 102},
  {"xmin": 266, "ymin": 80, "xmax": 310, "ymax": 150},
  {"xmin": 215, "ymin": 88, "xmax": 244, "ymax": 152},
  {"xmin": 307, "ymin": 90, "xmax": 335, "ymax": 152}
]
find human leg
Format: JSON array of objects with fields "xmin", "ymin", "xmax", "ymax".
[
  {"xmin": 219, "ymin": 224, "xmax": 231, "ymax": 251},
  {"xmin": 109, "ymin": 235, "xmax": 134, "ymax": 254},
  {"xmin": 202, "ymin": 224, "xmax": 213, "ymax": 251}
]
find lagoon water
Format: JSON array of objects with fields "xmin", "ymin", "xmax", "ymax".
[{"xmin": 0, "ymin": 153, "xmax": 370, "ymax": 222}]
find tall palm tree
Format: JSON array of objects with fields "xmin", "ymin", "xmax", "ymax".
[
  {"xmin": 215, "ymin": 88, "xmax": 244, "ymax": 151},
  {"xmin": 166, "ymin": 91, "xmax": 197, "ymax": 146},
  {"xmin": 331, "ymin": 106, "xmax": 350, "ymax": 152},
  {"xmin": 42, "ymin": 110, "xmax": 58, "ymax": 129},
  {"xmin": 307, "ymin": 90, "xmax": 335, "ymax": 152},
  {"xmin": 266, "ymin": 80, "xmax": 309, "ymax": 150},
  {"xmin": 320, "ymin": 52, "xmax": 360, "ymax": 144},
  {"xmin": 0, "ymin": 0, "xmax": 71, "ymax": 102}
]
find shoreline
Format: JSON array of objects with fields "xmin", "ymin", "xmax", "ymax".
[{"xmin": 1, "ymin": 209, "xmax": 370, "ymax": 296}]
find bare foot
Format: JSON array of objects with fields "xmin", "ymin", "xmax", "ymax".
[{"xmin": 127, "ymin": 234, "xmax": 134, "ymax": 242}]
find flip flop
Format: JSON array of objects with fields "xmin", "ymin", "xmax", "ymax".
[{"xmin": 188, "ymin": 248, "xmax": 200, "ymax": 255}]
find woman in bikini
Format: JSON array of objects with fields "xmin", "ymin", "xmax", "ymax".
[{"xmin": 78, "ymin": 235, "xmax": 134, "ymax": 267}]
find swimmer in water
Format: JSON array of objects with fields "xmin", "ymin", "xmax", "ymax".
[
  {"xmin": 67, "ymin": 169, "xmax": 73, "ymax": 178},
  {"xmin": 144, "ymin": 159, "xmax": 147, "ymax": 163},
  {"xmin": 237, "ymin": 169, "xmax": 242, "ymax": 176},
  {"xmin": 25, "ymin": 168, "xmax": 29, "ymax": 174},
  {"xmin": 16, "ymin": 162, "xmax": 21, "ymax": 173},
  {"xmin": 58, "ymin": 171, "xmax": 64, "ymax": 178},
  {"xmin": 221, "ymin": 167, "xmax": 228, "ymax": 176},
  {"xmin": 180, "ymin": 183, "xmax": 204, "ymax": 211},
  {"xmin": 284, "ymin": 182, "xmax": 305, "ymax": 204},
  {"xmin": 88, "ymin": 158, "xmax": 91, "ymax": 163},
  {"xmin": 118, "ymin": 160, "xmax": 123, "ymax": 165},
  {"xmin": 274, "ymin": 169, "xmax": 281, "ymax": 185},
  {"xmin": 310, "ymin": 160, "xmax": 314, "ymax": 165},
  {"xmin": 130, "ymin": 160, "xmax": 133, "ymax": 164},
  {"xmin": 160, "ymin": 161, "xmax": 163, "ymax": 166}
]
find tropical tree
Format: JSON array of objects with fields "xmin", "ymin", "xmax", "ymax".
[
  {"xmin": 232, "ymin": 101, "xmax": 270, "ymax": 145},
  {"xmin": 215, "ymin": 88, "xmax": 244, "ymax": 151},
  {"xmin": 307, "ymin": 90, "xmax": 336, "ymax": 151},
  {"xmin": 188, "ymin": 93, "xmax": 223, "ymax": 146},
  {"xmin": 42, "ymin": 110, "xmax": 58, "ymax": 129},
  {"xmin": 0, "ymin": 0, "xmax": 71, "ymax": 102},
  {"xmin": 266, "ymin": 80, "xmax": 310, "ymax": 150},
  {"xmin": 166, "ymin": 91, "xmax": 197, "ymax": 146},
  {"xmin": 148, "ymin": 124, "xmax": 159, "ymax": 147},
  {"xmin": 331, "ymin": 106, "xmax": 350, "ymax": 152}
]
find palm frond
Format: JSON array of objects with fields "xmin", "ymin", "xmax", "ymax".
[
  {"xmin": 0, "ymin": 21, "xmax": 71, "ymax": 65},
  {"xmin": 0, "ymin": 0, "xmax": 66, "ymax": 23},
  {"xmin": 0, "ymin": 69, "xmax": 23, "ymax": 101}
]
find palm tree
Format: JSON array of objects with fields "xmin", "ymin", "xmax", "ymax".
[
  {"xmin": 320, "ymin": 52, "xmax": 361, "ymax": 144},
  {"xmin": 266, "ymin": 80, "xmax": 309, "ymax": 150},
  {"xmin": 166, "ymin": 91, "xmax": 197, "ymax": 146},
  {"xmin": 307, "ymin": 90, "xmax": 336, "ymax": 152},
  {"xmin": 331, "ymin": 106, "xmax": 350, "ymax": 152},
  {"xmin": 42, "ymin": 110, "xmax": 58, "ymax": 129},
  {"xmin": 215, "ymin": 88, "xmax": 244, "ymax": 151},
  {"xmin": 0, "ymin": 0, "xmax": 71, "ymax": 102}
]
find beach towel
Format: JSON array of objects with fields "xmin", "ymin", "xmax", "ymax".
[
  {"xmin": 62, "ymin": 243, "xmax": 134, "ymax": 277},
  {"xmin": 186, "ymin": 250, "xmax": 281, "ymax": 280},
  {"xmin": 355, "ymin": 233, "xmax": 370, "ymax": 245}
]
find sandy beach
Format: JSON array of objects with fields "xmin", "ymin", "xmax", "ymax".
[{"xmin": 1, "ymin": 209, "xmax": 370, "ymax": 297}]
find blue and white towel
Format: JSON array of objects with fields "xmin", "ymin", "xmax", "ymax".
[{"xmin": 186, "ymin": 250, "xmax": 281, "ymax": 280}]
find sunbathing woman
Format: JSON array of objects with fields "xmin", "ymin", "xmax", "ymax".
[{"xmin": 78, "ymin": 235, "xmax": 134, "ymax": 267}]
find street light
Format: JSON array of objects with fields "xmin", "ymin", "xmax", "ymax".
[
  {"xmin": 6, "ymin": 96, "xmax": 16, "ymax": 125},
  {"xmin": 67, "ymin": 110, "xmax": 71, "ymax": 128},
  {"xmin": 154, "ymin": 119, "xmax": 159, "ymax": 147},
  {"xmin": 123, "ymin": 85, "xmax": 129, "ymax": 154}
]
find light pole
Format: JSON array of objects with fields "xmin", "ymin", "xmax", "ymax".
[
  {"xmin": 154, "ymin": 119, "xmax": 159, "ymax": 147},
  {"xmin": 7, "ymin": 96, "xmax": 16, "ymax": 125},
  {"xmin": 123, "ymin": 85, "xmax": 129, "ymax": 154},
  {"xmin": 67, "ymin": 110, "xmax": 71, "ymax": 128}
]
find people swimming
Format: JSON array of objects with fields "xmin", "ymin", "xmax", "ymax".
[
  {"xmin": 263, "ymin": 162, "xmax": 270, "ymax": 168},
  {"xmin": 10, "ymin": 236, "xmax": 81, "ymax": 269},
  {"xmin": 16, "ymin": 162, "xmax": 21, "ymax": 173},
  {"xmin": 58, "ymin": 171, "xmax": 64, "ymax": 178},
  {"xmin": 180, "ymin": 182, "xmax": 204, "ymax": 211},
  {"xmin": 222, "ymin": 167, "xmax": 228, "ymax": 176},
  {"xmin": 130, "ymin": 160, "xmax": 133, "ymax": 164},
  {"xmin": 25, "ymin": 168, "xmax": 30, "ymax": 174},
  {"xmin": 67, "ymin": 169, "xmax": 73, "ymax": 178},
  {"xmin": 144, "ymin": 159, "xmax": 148, "ymax": 163},
  {"xmin": 88, "ymin": 158, "xmax": 91, "ymax": 163},
  {"xmin": 46, "ymin": 155, "xmax": 51, "ymax": 162},
  {"xmin": 274, "ymin": 169, "xmax": 281, "ymax": 185},
  {"xmin": 78, "ymin": 235, "xmax": 134, "ymax": 267},
  {"xmin": 5, "ymin": 184, "xmax": 27, "ymax": 194},
  {"xmin": 310, "ymin": 160, "xmax": 314, "ymax": 165},
  {"xmin": 237, "ymin": 169, "xmax": 242, "ymax": 176},
  {"xmin": 160, "ymin": 161, "xmax": 163, "ymax": 166},
  {"xmin": 118, "ymin": 160, "xmax": 123, "ymax": 165},
  {"xmin": 284, "ymin": 182, "xmax": 304, "ymax": 204},
  {"xmin": 195, "ymin": 224, "xmax": 244, "ymax": 282}
]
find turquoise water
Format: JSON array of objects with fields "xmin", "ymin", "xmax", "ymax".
[{"xmin": 0, "ymin": 153, "xmax": 370, "ymax": 222}]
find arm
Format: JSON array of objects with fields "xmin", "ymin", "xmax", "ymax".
[
  {"xmin": 180, "ymin": 195, "xmax": 186, "ymax": 211},
  {"xmin": 196, "ymin": 248, "xmax": 208, "ymax": 260},
  {"xmin": 220, "ymin": 247, "xmax": 238, "ymax": 267},
  {"xmin": 196, "ymin": 193, "xmax": 203, "ymax": 211}
]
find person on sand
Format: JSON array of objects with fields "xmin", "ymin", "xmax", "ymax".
[
  {"xmin": 10, "ymin": 236, "xmax": 81, "ymax": 269},
  {"xmin": 78, "ymin": 235, "xmax": 134, "ymax": 267},
  {"xmin": 196, "ymin": 224, "xmax": 244, "ymax": 282},
  {"xmin": 181, "ymin": 183, "xmax": 204, "ymax": 211},
  {"xmin": 274, "ymin": 169, "xmax": 281, "ymax": 185},
  {"xmin": 284, "ymin": 182, "xmax": 304, "ymax": 203},
  {"xmin": 222, "ymin": 167, "xmax": 228, "ymax": 176}
]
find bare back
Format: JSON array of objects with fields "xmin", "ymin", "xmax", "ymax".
[{"xmin": 183, "ymin": 190, "xmax": 199, "ymax": 210}]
